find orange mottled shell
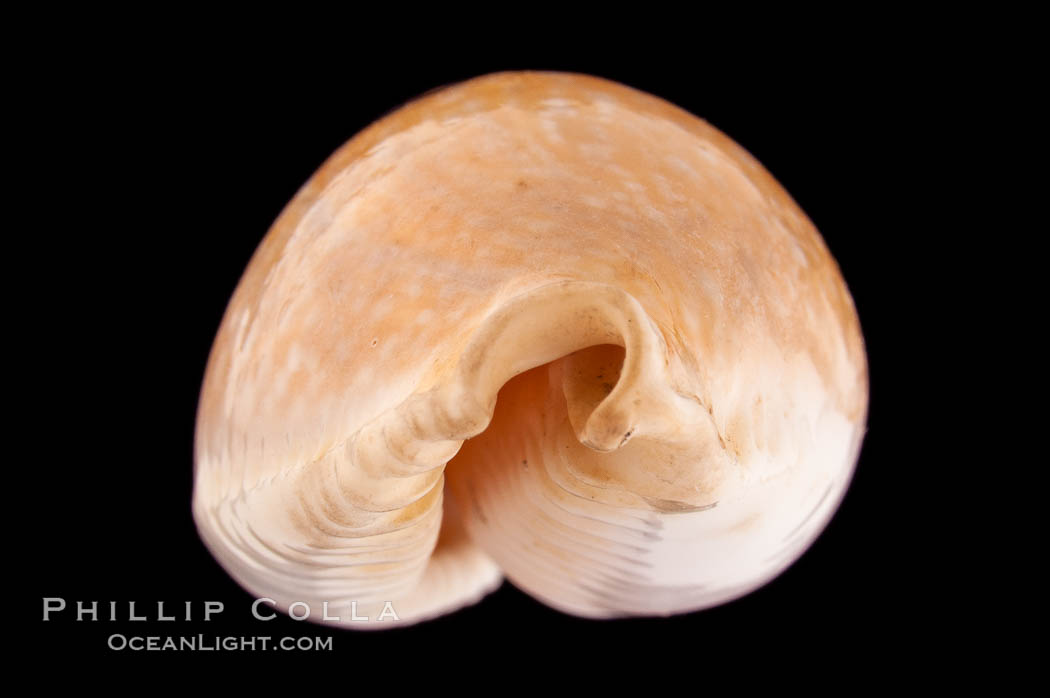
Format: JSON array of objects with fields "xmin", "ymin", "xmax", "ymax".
[{"xmin": 193, "ymin": 71, "xmax": 867, "ymax": 627}]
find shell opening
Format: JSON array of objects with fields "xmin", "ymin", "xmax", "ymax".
[{"xmin": 196, "ymin": 281, "xmax": 732, "ymax": 625}]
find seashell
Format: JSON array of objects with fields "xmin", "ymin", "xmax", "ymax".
[{"xmin": 193, "ymin": 71, "xmax": 868, "ymax": 628}]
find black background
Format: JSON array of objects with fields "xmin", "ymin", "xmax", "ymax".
[{"xmin": 22, "ymin": 33, "xmax": 950, "ymax": 672}]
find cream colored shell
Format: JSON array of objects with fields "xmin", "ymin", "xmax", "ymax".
[{"xmin": 193, "ymin": 71, "xmax": 868, "ymax": 627}]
